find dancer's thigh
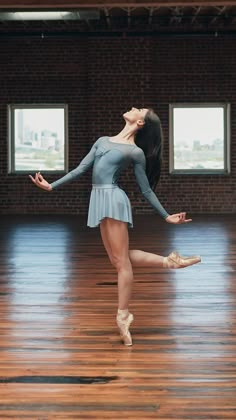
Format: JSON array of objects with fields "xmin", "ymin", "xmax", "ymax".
[{"xmin": 100, "ymin": 218, "xmax": 129, "ymax": 263}]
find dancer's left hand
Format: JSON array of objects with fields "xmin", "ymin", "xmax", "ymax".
[
  {"xmin": 29, "ymin": 172, "xmax": 52, "ymax": 191},
  {"xmin": 165, "ymin": 213, "xmax": 192, "ymax": 224}
]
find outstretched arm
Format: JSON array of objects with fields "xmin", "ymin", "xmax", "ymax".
[
  {"xmin": 131, "ymin": 147, "xmax": 192, "ymax": 224},
  {"xmin": 132, "ymin": 147, "xmax": 169, "ymax": 219},
  {"xmin": 50, "ymin": 137, "xmax": 102, "ymax": 190},
  {"xmin": 29, "ymin": 137, "xmax": 102, "ymax": 191}
]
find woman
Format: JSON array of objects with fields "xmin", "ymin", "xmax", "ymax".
[{"xmin": 29, "ymin": 107, "xmax": 201, "ymax": 346}]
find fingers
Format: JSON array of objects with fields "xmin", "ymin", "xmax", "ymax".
[
  {"xmin": 36, "ymin": 172, "xmax": 44, "ymax": 183},
  {"xmin": 29, "ymin": 172, "xmax": 43, "ymax": 186},
  {"xmin": 177, "ymin": 212, "xmax": 192, "ymax": 224},
  {"xmin": 176, "ymin": 212, "xmax": 185, "ymax": 223},
  {"xmin": 168, "ymin": 212, "xmax": 192, "ymax": 224},
  {"xmin": 34, "ymin": 173, "xmax": 40, "ymax": 184},
  {"xmin": 181, "ymin": 212, "xmax": 192, "ymax": 223},
  {"xmin": 29, "ymin": 174, "xmax": 35, "ymax": 182}
]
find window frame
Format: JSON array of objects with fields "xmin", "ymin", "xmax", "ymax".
[
  {"xmin": 169, "ymin": 103, "xmax": 231, "ymax": 175},
  {"xmin": 8, "ymin": 103, "xmax": 69, "ymax": 174}
]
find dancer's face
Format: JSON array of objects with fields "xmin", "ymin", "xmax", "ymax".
[{"xmin": 123, "ymin": 107, "xmax": 148, "ymax": 127}]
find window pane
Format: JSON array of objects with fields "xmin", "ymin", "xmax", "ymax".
[
  {"xmin": 173, "ymin": 107, "xmax": 224, "ymax": 171},
  {"xmin": 14, "ymin": 107, "xmax": 65, "ymax": 171}
]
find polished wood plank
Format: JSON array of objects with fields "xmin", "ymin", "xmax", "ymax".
[{"xmin": 0, "ymin": 214, "xmax": 235, "ymax": 419}]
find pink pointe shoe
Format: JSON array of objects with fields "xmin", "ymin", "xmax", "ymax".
[
  {"xmin": 116, "ymin": 312, "xmax": 134, "ymax": 346},
  {"xmin": 163, "ymin": 251, "xmax": 201, "ymax": 269}
]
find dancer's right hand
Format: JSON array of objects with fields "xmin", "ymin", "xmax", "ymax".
[
  {"xmin": 165, "ymin": 213, "xmax": 192, "ymax": 224},
  {"xmin": 29, "ymin": 172, "xmax": 52, "ymax": 191}
]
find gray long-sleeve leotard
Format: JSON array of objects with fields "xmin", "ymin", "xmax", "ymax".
[{"xmin": 50, "ymin": 136, "xmax": 169, "ymax": 219}]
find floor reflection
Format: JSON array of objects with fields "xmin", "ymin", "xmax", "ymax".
[
  {"xmin": 7, "ymin": 223, "xmax": 72, "ymax": 302},
  {"xmin": 168, "ymin": 218, "xmax": 234, "ymax": 358}
]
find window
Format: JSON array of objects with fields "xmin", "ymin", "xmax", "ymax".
[
  {"xmin": 8, "ymin": 104, "xmax": 68, "ymax": 173},
  {"xmin": 169, "ymin": 103, "xmax": 230, "ymax": 174}
]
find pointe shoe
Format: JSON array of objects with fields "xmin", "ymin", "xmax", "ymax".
[
  {"xmin": 163, "ymin": 251, "xmax": 201, "ymax": 269},
  {"xmin": 116, "ymin": 312, "xmax": 134, "ymax": 346}
]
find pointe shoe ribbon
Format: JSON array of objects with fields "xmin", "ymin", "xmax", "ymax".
[
  {"xmin": 163, "ymin": 251, "xmax": 201, "ymax": 269},
  {"xmin": 116, "ymin": 312, "xmax": 134, "ymax": 346}
]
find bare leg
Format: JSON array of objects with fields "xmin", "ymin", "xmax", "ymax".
[
  {"xmin": 129, "ymin": 250, "xmax": 201, "ymax": 269},
  {"xmin": 100, "ymin": 218, "xmax": 134, "ymax": 345},
  {"xmin": 129, "ymin": 249, "xmax": 164, "ymax": 267},
  {"xmin": 100, "ymin": 217, "xmax": 133, "ymax": 310},
  {"xmin": 99, "ymin": 218, "xmax": 200, "ymax": 346},
  {"xmin": 100, "ymin": 224, "xmax": 200, "ymax": 269},
  {"xmin": 100, "ymin": 224, "xmax": 164, "ymax": 267},
  {"xmin": 129, "ymin": 249, "xmax": 200, "ymax": 269}
]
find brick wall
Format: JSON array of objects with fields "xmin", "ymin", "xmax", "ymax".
[{"xmin": 0, "ymin": 34, "xmax": 235, "ymax": 215}]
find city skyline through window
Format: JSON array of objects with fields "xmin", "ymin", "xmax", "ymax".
[
  {"xmin": 10, "ymin": 106, "xmax": 67, "ymax": 172},
  {"xmin": 169, "ymin": 104, "xmax": 230, "ymax": 174}
]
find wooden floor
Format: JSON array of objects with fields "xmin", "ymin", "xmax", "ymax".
[{"xmin": 0, "ymin": 214, "xmax": 236, "ymax": 419}]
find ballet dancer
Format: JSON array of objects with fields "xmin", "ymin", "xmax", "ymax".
[{"xmin": 29, "ymin": 107, "xmax": 201, "ymax": 346}]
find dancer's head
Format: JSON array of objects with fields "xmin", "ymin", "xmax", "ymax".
[
  {"xmin": 123, "ymin": 107, "xmax": 148, "ymax": 130},
  {"xmin": 123, "ymin": 107, "xmax": 164, "ymax": 189}
]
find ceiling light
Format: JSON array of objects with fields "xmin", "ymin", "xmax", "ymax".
[
  {"xmin": 18, "ymin": 12, "xmax": 72, "ymax": 20},
  {"xmin": 0, "ymin": 10, "xmax": 99, "ymax": 21}
]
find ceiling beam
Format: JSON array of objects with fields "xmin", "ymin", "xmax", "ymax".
[
  {"xmin": 127, "ymin": 7, "xmax": 131, "ymax": 28},
  {"xmin": 170, "ymin": 6, "xmax": 183, "ymax": 24},
  {"xmin": 104, "ymin": 7, "xmax": 111, "ymax": 28},
  {"xmin": 191, "ymin": 6, "xmax": 201, "ymax": 24},
  {"xmin": 1, "ymin": 1, "xmax": 236, "ymax": 9},
  {"xmin": 148, "ymin": 7, "xmax": 153, "ymax": 25},
  {"xmin": 209, "ymin": 5, "xmax": 227, "ymax": 24}
]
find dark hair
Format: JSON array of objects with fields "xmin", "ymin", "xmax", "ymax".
[{"xmin": 134, "ymin": 108, "xmax": 163, "ymax": 189}]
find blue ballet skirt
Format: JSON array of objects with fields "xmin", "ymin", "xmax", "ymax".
[
  {"xmin": 87, "ymin": 184, "xmax": 133, "ymax": 228},
  {"xmin": 50, "ymin": 136, "xmax": 169, "ymax": 224}
]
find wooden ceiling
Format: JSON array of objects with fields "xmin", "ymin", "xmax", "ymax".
[
  {"xmin": 1, "ymin": 1, "xmax": 236, "ymax": 35},
  {"xmin": 0, "ymin": 1, "xmax": 236, "ymax": 7}
]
